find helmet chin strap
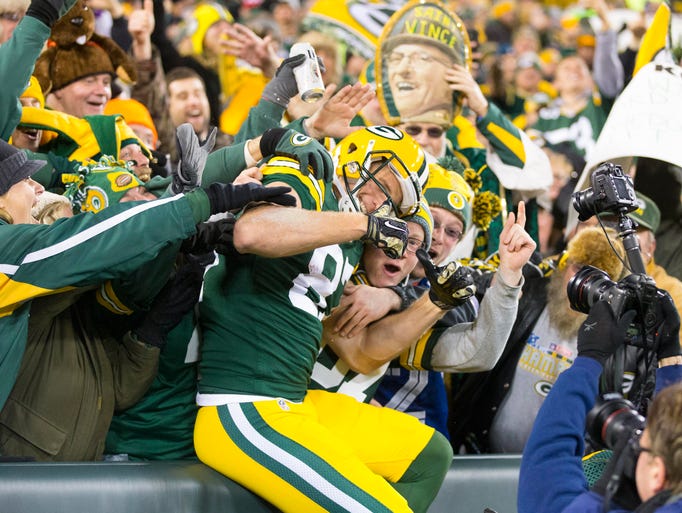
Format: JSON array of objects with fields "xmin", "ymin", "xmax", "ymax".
[{"xmin": 333, "ymin": 174, "xmax": 360, "ymax": 213}]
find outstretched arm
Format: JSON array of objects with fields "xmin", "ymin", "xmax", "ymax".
[
  {"xmin": 301, "ymin": 82, "xmax": 374, "ymax": 139},
  {"xmin": 323, "ymin": 292, "xmax": 447, "ymax": 374}
]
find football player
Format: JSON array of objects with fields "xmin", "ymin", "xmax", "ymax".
[{"xmin": 195, "ymin": 126, "xmax": 466, "ymax": 513}]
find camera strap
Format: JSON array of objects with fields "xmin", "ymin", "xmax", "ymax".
[
  {"xmin": 633, "ymin": 490, "xmax": 672, "ymax": 513},
  {"xmin": 603, "ymin": 449, "xmax": 629, "ymax": 511}
]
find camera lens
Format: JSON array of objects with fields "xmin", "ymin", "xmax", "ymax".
[
  {"xmin": 567, "ymin": 265, "xmax": 615, "ymax": 314},
  {"xmin": 586, "ymin": 394, "xmax": 645, "ymax": 450},
  {"xmin": 572, "ymin": 188, "xmax": 597, "ymax": 222}
]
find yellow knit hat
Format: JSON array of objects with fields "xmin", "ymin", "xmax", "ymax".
[
  {"xmin": 492, "ymin": 0, "xmax": 514, "ymax": 18},
  {"xmin": 190, "ymin": 2, "xmax": 233, "ymax": 55},
  {"xmin": 21, "ymin": 76, "xmax": 45, "ymax": 108}
]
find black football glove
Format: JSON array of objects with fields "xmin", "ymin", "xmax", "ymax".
[
  {"xmin": 361, "ymin": 203, "xmax": 409, "ymax": 259},
  {"xmin": 259, "ymin": 127, "xmax": 334, "ymax": 183},
  {"xmin": 416, "ymin": 249, "xmax": 476, "ymax": 310},
  {"xmin": 172, "ymin": 123, "xmax": 217, "ymax": 194},
  {"xmin": 578, "ymin": 300, "xmax": 637, "ymax": 365},
  {"xmin": 181, "ymin": 217, "xmax": 236, "ymax": 256},
  {"xmin": 653, "ymin": 289, "xmax": 682, "ymax": 360},
  {"xmin": 133, "ymin": 256, "xmax": 208, "ymax": 349},
  {"xmin": 205, "ymin": 182, "xmax": 296, "ymax": 215}
]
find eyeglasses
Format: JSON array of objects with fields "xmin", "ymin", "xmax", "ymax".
[
  {"xmin": 403, "ymin": 125, "xmax": 445, "ymax": 138},
  {"xmin": 405, "ymin": 237, "xmax": 425, "ymax": 254},
  {"xmin": 387, "ymin": 51, "xmax": 451, "ymax": 68},
  {"xmin": 0, "ymin": 11, "xmax": 23, "ymax": 22},
  {"xmin": 631, "ymin": 436, "xmax": 653, "ymax": 459},
  {"xmin": 433, "ymin": 220, "xmax": 462, "ymax": 241}
]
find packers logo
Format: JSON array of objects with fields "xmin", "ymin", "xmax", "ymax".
[
  {"xmin": 291, "ymin": 133, "xmax": 313, "ymax": 146},
  {"xmin": 534, "ymin": 380, "xmax": 553, "ymax": 397},
  {"xmin": 447, "ymin": 191, "xmax": 466, "ymax": 210},
  {"xmin": 81, "ymin": 187, "xmax": 109, "ymax": 213},
  {"xmin": 367, "ymin": 125, "xmax": 403, "ymax": 140},
  {"xmin": 114, "ymin": 173, "xmax": 133, "ymax": 189}
]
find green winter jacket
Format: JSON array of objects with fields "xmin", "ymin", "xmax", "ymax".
[
  {"xmin": 0, "ymin": 289, "xmax": 159, "ymax": 460},
  {"xmin": 0, "ymin": 191, "xmax": 211, "ymax": 414}
]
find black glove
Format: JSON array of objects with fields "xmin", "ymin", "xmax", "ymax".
[
  {"xmin": 259, "ymin": 127, "xmax": 334, "ymax": 183},
  {"xmin": 26, "ymin": 0, "xmax": 77, "ymax": 26},
  {"xmin": 181, "ymin": 217, "xmax": 236, "ymax": 256},
  {"xmin": 205, "ymin": 182, "xmax": 296, "ymax": 215},
  {"xmin": 654, "ymin": 289, "xmax": 682, "ymax": 360},
  {"xmin": 133, "ymin": 257, "xmax": 208, "ymax": 349},
  {"xmin": 172, "ymin": 123, "xmax": 217, "ymax": 194},
  {"xmin": 262, "ymin": 54, "xmax": 306, "ymax": 107},
  {"xmin": 416, "ymin": 249, "xmax": 476, "ymax": 309},
  {"xmin": 578, "ymin": 301, "xmax": 637, "ymax": 365},
  {"xmin": 361, "ymin": 203, "xmax": 409, "ymax": 259}
]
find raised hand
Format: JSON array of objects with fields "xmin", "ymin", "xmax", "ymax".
[
  {"xmin": 128, "ymin": 0, "xmax": 155, "ymax": 59},
  {"xmin": 221, "ymin": 23, "xmax": 280, "ymax": 78},
  {"xmin": 261, "ymin": 54, "xmax": 306, "ymax": 107},
  {"xmin": 173, "ymin": 123, "xmax": 217, "ymax": 194},
  {"xmin": 444, "ymin": 64, "xmax": 489, "ymax": 117},
  {"xmin": 577, "ymin": 300, "xmax": 636, "ymax": 365},
  {"xmin": 304, "ymin": 82, "xmax": 375, "ymax": 139},
  {"xmin": 497, "ymin": 201, "xmax": 537, "ymax": 286},
  {"xmin": 653, "ymin": 290, "xmax": 682, "ymax": 360}
]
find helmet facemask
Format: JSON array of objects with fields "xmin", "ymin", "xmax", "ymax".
[{"xmin": 333, "ymin": 126, "xmax": 427, "ymax": 216}]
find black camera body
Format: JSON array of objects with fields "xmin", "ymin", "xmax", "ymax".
[
  {"xmin": 568, "ymin": 162, "xmax": 659, "ymax": 347},
  {"xmin": 572, "ymin": 162, "xmax": 638, "ymax": 222}
]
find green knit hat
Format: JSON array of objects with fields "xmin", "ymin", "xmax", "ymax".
[
  {"xmin": 63, "ymin": 156, "xmax": 144, "ymax": 213},
  {"xmin": 423, "ymin": 162, "xmax": 473, "ymax": 231},
  {"xmin": 403, "ymin": 200, "xmax": 433, "ymax": 250}
]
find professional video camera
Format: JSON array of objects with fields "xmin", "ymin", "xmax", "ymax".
[{"xmin": 567, "ymin": 162, "xmax": 662, "ymax": 348}]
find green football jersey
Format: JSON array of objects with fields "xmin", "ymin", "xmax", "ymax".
[
  {"xmin": 310, "ymin": 342, "xmax": 387, "ymax": 403},
  {"xmin": 530, "ymin": 94, "xmax": 612, "ymax": 159},
  {"xmin": 198, "ymin": 158, "xmax": 363, "ymax": 401}
]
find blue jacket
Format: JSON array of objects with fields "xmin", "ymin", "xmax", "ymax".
[{"xmin": 518, "ymin": 356, "xmax": 682, "ymax": 513}]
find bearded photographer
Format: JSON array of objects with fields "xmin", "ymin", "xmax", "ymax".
[{"xmin": 518, "ymin": 294, "xmax": 682, "ymax": 513}]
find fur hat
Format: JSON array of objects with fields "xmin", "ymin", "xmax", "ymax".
[
  {"xmin": 565, "ymin": 226, "xmax": 624, "ymax": 280},
  {"xmin": 33, "ymin": 0, "xmax": 136, "ymax": 94}
]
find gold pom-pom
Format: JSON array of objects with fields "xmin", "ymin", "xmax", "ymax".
[
  {"xmin": 472, "ymin": 190, "xmax": 502, "ymax": 230},
  {"xmin": 463, "ymin": 167, "xmax": 482, "ymax": 193}
]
